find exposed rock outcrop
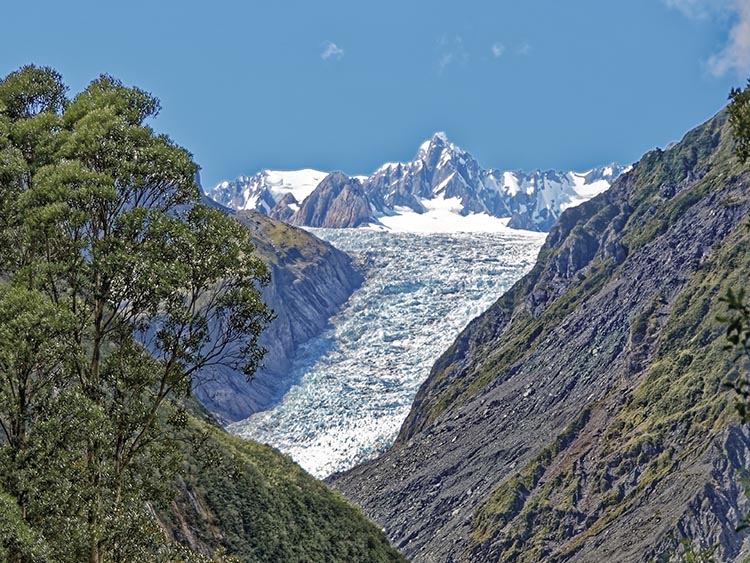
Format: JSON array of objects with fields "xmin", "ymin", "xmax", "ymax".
[
  {"xmin": 290, "ymin": 172, "xmax": 374, "ymax": 228},
  {"xmin": 268, "ymin": 192, "xmax": 298, "ymax": 222},
  {"xmin": 193, "ymin": 211, "xmax": 362, "ymax": 423},
  {"xmin": 331, "ymin": 111, "xmax": 750, "ymax": 562}
]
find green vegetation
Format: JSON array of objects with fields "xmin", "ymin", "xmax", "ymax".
[
  {"xmin": 0, "ymin": 63, "xmax": 274, "ymax": 563},
  {"xmin": 0, "ymin": 65, "xmax": 404, "ymax": 563},
  {"xmin": 450, "ymin": 109, "xmax": 750, "ymax": 560},
  {"xmin": 236, "ymin": 211, "xmax": 332, "ymax": 271},
  {"xmin": 728, "ymin": 79, "xmax": 750, "ymax": 164},
  {"xmin": 174, "ymin": 420, "xmax": 406, "ymax": 563}
]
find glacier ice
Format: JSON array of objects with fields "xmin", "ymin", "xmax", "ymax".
[{"xmin": 228, "ymin": 228, "xmax": 546, "ymax": 478}]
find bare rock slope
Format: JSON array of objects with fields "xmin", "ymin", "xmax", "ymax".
[
  {"xmin": 331, "ymin": 111, "xmax": 750, "ymax": 562},
  {"xmin": 194, "ymin": 211, "xmax": 362, "ymax": 423}
]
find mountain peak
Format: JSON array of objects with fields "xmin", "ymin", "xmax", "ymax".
[
  {"xmin": 417, "ymin": 131, "xmax": 451, "ymax": 155},
  {"xmin": 417, "ymin": 132, "xmax": 473, "ymax": 168},
  {"xmin": 432, "ymin": 131, "xmax": 449, "ymax": 143},
  {"xmin": 207, "ymin": 137, "xmax": 625, "ymax": 232}
]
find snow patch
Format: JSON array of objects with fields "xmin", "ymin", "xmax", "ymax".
[
  {"xmin": 503, "ymin": 172, "xmax": 522, "ymax": 196},
  {"xmin": 263, "ymin": 169, "xmax": 327, "ymax": 203},
  {"xmin": 372, "ymin": 194, "xmax": 520, "ymax": 234},
  {"xmin": 433, "ymin": 172, "xmax": 456, "ymax": 194}
]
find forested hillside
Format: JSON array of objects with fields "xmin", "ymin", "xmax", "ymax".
[{"xmin": 0, "ymin": 65, "xmax": 404, "ymax": 563}]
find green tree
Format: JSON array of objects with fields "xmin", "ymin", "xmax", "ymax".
[
  {"xmin": 0, "ymin": 484, "xmax": 52, "ymax": 563},
  {"xmin": 0, "ymin": 66, "xmax": 273, "ymax": 563},
  {"xmin": 724, "ymin": 78, "xmax": 750, "ymax": 419},
  {"xmin": 729, "ymin": 80, "xmax": 750, "ymax": 164}
]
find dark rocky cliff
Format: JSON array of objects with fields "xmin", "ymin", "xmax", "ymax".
[
  {"xmin": 290, "ymin": 172, "xmax": 374, "ymax": 228},
  {"xmin": 193, "ymin": 211, "xmax": 362, "ymax": 423},
  {"xmin": 331, "ymin": 111, "xmax": 750, "ymax": 561}
]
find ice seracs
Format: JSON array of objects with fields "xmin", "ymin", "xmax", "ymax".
[{"xmin": 228, "ymin": 227, "xmax": 546, "ymax": 477}]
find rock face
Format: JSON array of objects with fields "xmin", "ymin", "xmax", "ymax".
[
  {"xmin": 205, "ymin": 134, "xmax": 625, "ymax": 232},
  {"xmin": 290, "ymin": 172, "xmax": 373, "ymax": 228},
  {"xmin": 192, "ymin": 211, "xmax": 363, "ymax": 423},
  {"xmin": 330, "ymin": 111, "xmax": 750, "ymax": 562}
]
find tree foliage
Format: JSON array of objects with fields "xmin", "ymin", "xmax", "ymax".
[
  {"xmin": 725, "ymin": 78, "xmax": 750, "ymax": 420},
  {"xmin": 0, "ymin": 65, "xmax": 273, "ymax": 563},
  {"xmin": 728, "ymin": 79, "xmax": 750, "ymax": 164}
]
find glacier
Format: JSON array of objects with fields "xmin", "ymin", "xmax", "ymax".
[{"xmin": 228, "ymin": 228, "xmax": 546, "ymax": 478}]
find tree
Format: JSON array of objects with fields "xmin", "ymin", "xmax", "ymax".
[
  {"xmin": 0, "ymin": 66, "xmax": 273, "ymax": 562},
  {"xmin": 724, "ymin": 80, "xmax": 750, "ymax": 419},
  {"xmin": 728, "ymin": 80, "xmax": 750, "ymax": 165}
]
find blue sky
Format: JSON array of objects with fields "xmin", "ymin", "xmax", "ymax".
[{"xmin": 2, "ymin": 0, "xmax": 749, "ymax": 188}]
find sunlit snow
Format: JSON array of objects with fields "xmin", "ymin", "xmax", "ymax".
[
  {"xmin": 263, "ymin": 169, "xmax": 327, "ymax": 202},
  {"xmin": 228, "ymin": 228, "xmax": 546, "ymax": 478},
  {"xmin": 373, "ymin": 197, "xmax": 516, "ymax": 234}
]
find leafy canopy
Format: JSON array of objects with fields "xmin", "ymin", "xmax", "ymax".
[
  {"xmin": 729, "ymin": 80, "xmax": 750, "ymax": 164},
  {"xmin": 0, "ymin": 65, "xmax": 273, "ymax": 563}
]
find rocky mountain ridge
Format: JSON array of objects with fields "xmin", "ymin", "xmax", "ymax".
[
  {"xmin": 193, "ymin": 204, "xmax": 362, "ymax": 424},
  {"xmin": 207, "ymin": 134, "xmax": 625, "ymax": 232},
  {"xmin": 330, "ymin": 110, "xmax": 750, "ymax": 562}
]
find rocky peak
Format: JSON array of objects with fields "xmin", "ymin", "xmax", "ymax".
[
  {"xmin": 268, "ymin": 192, "xmax": 298, "ymax": 222},
  {"xmin": 416, "ymin": 131, "xmax": 449, "ymax": 159},
  {"xmin": 583, "ymin": 162, "xmax": 628, "ymax": 184},
  {"xmin": 290, "ymin": 172, "xmax": 373, "ymax": 228},
  {"xmin": 415, "ymin": 132, "xmax": 476, "ymax": 173}
]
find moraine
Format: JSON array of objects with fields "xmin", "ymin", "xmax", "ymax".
[{"xmin": 228, "ymin": 227, "xmax": 545, "ymax": 477}]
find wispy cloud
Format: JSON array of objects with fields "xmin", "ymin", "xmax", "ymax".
[
  {"xmin": 707, "ymin": 0, "xmax": 750, "ymax": 76},
  {"xmin": 491, "ymin": 42, "xmax": 506, "ymax": 58},
  {"xmin": 665, "ymin": 0, "xmax": 750, "ymax": 76},
  {"xmin": 664, "ymin": 0, "xmax": 718, "ymax": 19},
  {"xmin": 437, "ymin": 35, "xmax": 468, "ymax": 74},
  {"xmin": 517, "ymin": 42, "xmax": 532, "ymax": 56},
  {"xmin": 321, "ymin": 41, "xmax": 344, "ymax": 61}
]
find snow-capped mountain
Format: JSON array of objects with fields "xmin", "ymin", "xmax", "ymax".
[
  {"xmin": 206, "ymin": 135, "xmax": 627, "ymax": 232},
  {"xmin": 210, "ymin": 169, "xmax": 327, "ymax": 221}
]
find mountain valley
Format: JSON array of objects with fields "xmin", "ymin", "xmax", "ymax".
[
  {"xmin": 229, "ymin": 227, "xmax": 545, "ymax": 477},
  {"xmin": 329, "ymin": 110, "xmax": 750, "ymax": 562},
  {"xmin": 202, "ymin": 110, "xmax": 750, "ymax": 563}
]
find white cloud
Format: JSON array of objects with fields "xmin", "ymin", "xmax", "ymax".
[
  {"xmin": 665, "ymin": 0, "xmax": 750, "ymax": 76},
  {"xmin": 707, "ymin": 0, "xmax": 750, "ymax": 76},
  {"xmin": 664, "ymin": 0, "xmax": 719, "ymax": 19},
  {"xmin": 437, "ymin": 35, "xmax": 468, "ymax": 74},
  {"xmin": 438, "ymin": 52, "xmax": 455, "ymax": 71},
  {"xmin": 321, "ymin": 41, "xmax": 344, "ymax": 61},
  {"xmin": 491, "ymin": 42, "xmax": 506, "ymax": 58},
  {"xmin": 517, "ymin": 42, "xmax": 532, "ymax": 56}
]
